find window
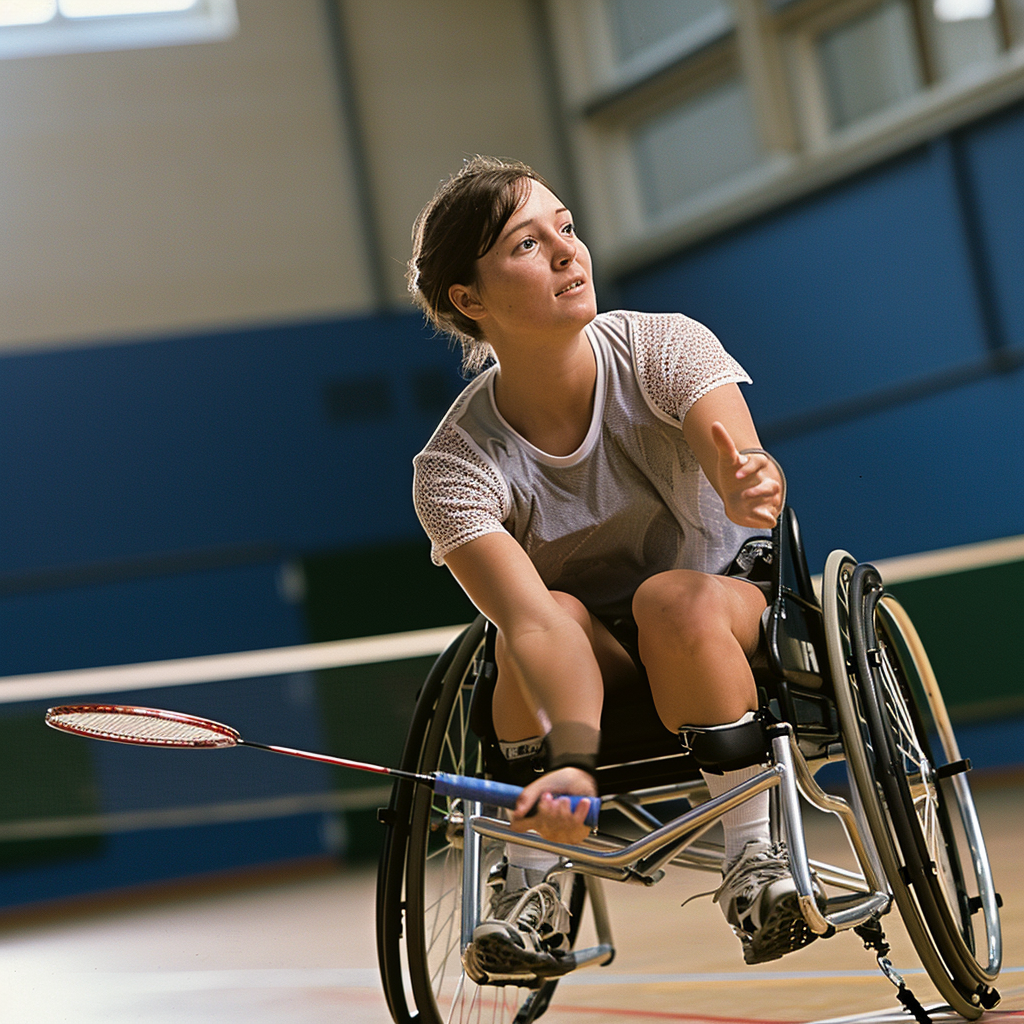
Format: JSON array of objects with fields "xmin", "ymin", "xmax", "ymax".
[
  {"xmin": 546, "ymin": 0, "xmax": 1024, "ymax": 271},
  {"xmin": 0, "ymin": 0, "xmax": 237, "ymax": 58},
  {"xmin": 633, "ymin": 77, "xmax": 762, "ymax": 217},
  {"xmin": 818, "ymin": 0, "xmax": 924, "ymax": 129},
  {"xmin": 605, "ymin": 0, "xmax": 735, "ymax": 65},
  {"xmin": 929, "ymin": 0, "xmax": 1005, "ymax": 81}
]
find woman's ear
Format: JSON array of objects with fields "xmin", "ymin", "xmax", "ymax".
[{"xmin": 448, "ymin": 282, "xmax": 487, "ymax": 323}]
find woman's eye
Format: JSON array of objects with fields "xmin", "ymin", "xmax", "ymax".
[
  {"xmin": 562, "ymin": 222, "xmax": 575, "ymax": 235},
  {"xmin": 518, "ymin": 238, "xmax": 536, "ymax": 251}
]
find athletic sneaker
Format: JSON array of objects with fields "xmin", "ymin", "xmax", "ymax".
[
  {"xmin": 714, "ymin": 839, "xmax": 823, "ymax": 965},
  {"xmin": 462, "ymin": 862, "xmax": 574, "ymax": 984}
]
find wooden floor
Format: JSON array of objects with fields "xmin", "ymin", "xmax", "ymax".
[{"xmin": 3, "ymin": 779, "xmax": 1022, "ymax": 1024}]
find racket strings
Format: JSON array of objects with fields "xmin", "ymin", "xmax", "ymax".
[{"xmin": 46, "ymin": 708, "xmax": 238, "ymax": 748}]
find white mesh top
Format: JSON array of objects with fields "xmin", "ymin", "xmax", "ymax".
[{"xmin": 412, "ymin": 310, "xmax": 767, "ymax": 619}]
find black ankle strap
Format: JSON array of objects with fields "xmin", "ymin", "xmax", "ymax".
[{"xmin": 679, "ymin": 716, "xmax": 770, "ymax": 771}]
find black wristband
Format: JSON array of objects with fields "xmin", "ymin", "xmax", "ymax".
[{"xmin": 544, "ymin": 722, "xmax": 600, "ymax": 774}]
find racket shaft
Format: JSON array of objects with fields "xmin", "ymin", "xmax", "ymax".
[
  {"xmin": 433, "ymin": 772, "xmax": 600, "ymax": 827},
  {"xmin": 245, "ymin": 742, "xmax": 430, "ymax": 784}
]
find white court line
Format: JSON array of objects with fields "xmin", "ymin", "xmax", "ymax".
[
  {"xmin": 0, "ymin": 623, "xmax": 466, "ymax": 704},
  {"xmin": 560, "ymin": 969, "xmax": 928, "ymax": 986},
  {"xmin": 561, "ymin": 966, "xmax": 1024, "ymax": 986},
  {"xmin": 9, "ymin": 966, "xmax": 1020, "ymax": 993}
]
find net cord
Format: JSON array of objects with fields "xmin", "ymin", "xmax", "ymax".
[{"xmin": 0, "ymin": 624, "xmax": 466, "ymax": 704}]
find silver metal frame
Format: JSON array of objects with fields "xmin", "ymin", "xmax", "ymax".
[{"xmin": 461, "ymin": 725, "xmax": 893, "ymax": 968}]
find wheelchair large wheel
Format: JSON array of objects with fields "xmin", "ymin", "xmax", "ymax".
[
  {"xmin": 824, "ymin": 552, "xmax": 1001, "ymax": 1018},
  {"xmin": 377, "ymin": 616, "xmax": 585, "ymax": 1024}
]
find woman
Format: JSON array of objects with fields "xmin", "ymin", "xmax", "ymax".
[{"xmin": 409, "ymin": 157, "xmax": 815, "ymax": 979}]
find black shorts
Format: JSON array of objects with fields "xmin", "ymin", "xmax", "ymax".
[{"xmin": 597, "ymin": 537, "xmax": 774, "ymax": 674}]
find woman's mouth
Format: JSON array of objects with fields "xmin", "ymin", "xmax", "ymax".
[{"xmin": 556, "ymin": 279, "xmax": 585, "ymax": 297}]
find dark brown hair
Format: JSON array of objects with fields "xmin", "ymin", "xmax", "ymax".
[{"xmin": 408, "ymin": 156, "xmax": 550, "ymax": 374}]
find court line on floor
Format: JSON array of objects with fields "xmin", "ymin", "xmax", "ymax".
[
  {"xmin": 560, "ymin": 969, "xmax": 924, "ymax": 985},
  {"xmin": 546, "ymin": 1005, "xmax": 790, "ymax": 1023},
  {"xmin": 9, "ymin": 965, "xmax": 1016, "ymax": 992},
  {"xmin": 563, "ymin": 966, "xmax": 1024, "ymax": 985}
]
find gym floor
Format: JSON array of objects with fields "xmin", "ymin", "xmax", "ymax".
[{"xmin": 3, "ymin": 777, "xmax": 1021, "ymax": 1024}]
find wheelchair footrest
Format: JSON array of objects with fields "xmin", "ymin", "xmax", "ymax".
[{"xmin": 555, "ymin": 943, "xmax": 616, "ymax": 974}]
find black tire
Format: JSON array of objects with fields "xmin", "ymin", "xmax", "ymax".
[
  {"xmin": 376, "ymin": 621, "xmax": 468, "ymax": 1024},
  {"xmin": 824, "ymin": 552, "xmax": 1001, "ymax": 1017},
  {"xmin": 378, "ymin": 616, "xmax": 585, "ymax": 1024}
]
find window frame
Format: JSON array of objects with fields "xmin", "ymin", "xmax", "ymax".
[
  {"xmin": 545, "ymin": 0, "xmax": 1024, "ymax": 276},
  {"xmin": 0, "ymin": 0, "xmax": 237, "ymax": 60}
]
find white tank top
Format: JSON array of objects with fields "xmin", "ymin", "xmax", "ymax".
[{"xmin": 412, "ymin": 309, "xmax": 766, "ymax": 619}]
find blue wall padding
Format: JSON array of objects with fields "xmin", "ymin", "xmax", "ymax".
[
  {"xmin": 617, "ymin": 141, "xmax": 990, "ymax": 429},
  {"xmin": 3, "ymin": 99, "xmax": 1024, "ymax": 909},
  {"xmin": 0, "ymin": 562, "xmax": 305, "ymax": 675},
  {"xmin": 0, "ymin": 816, "xmax": 333, "ymax": 909},
  {"xmin": 0, "ymin": 313, "xmax": 460, "ymax": 576},
  {"xmin": 959, "ymin": 102, "xmax": 1024, "ymax": 347},
  {"xmin": 769, "ymin": 369, "xmax": 1024, "ymax": 569}
]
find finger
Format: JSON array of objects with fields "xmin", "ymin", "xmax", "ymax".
[
  {"xmin": 741, "ymin": 477, "xmax": 781, "ymax": 501},
  {"xmin": 513, "ymin": 781, "xmax": 543, "ymax": 819},
  {"xmin": 734, "ymin": 451, "xmax": 769, "ymax": 481},
  {"xmin": 710, "ymin": 421, "xmax": 744, "ymax": 467}
]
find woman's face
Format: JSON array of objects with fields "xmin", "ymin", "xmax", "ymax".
[{"xmin": 452, "ymin": 180, "xmax": 597, "ymax": 345}]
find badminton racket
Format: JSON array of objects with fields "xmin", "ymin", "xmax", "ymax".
[{"xmin": 44, "ymin": 704, "xmax": 600, "ymax": 826}]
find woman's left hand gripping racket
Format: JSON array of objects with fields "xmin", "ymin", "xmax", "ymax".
[{"xmin": 44, "ymin": 704, "xmax": 600, "ymax": 827}]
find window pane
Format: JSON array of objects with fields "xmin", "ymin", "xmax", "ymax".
[
  {"xmin": 930, "ymin": 0, "xmax": 1002, "ymax": 81},
  {"xmin": 633, "ymin": 79, "xmax": 762, "ymax": 217},
  {"xmin": 0, "ymin": 0, "xmax": 56, "ymax": 25},
  {"xmin": 60, "ymin": 0, "xmax": 195, "ymax": 16},
  {"xmin": 818, "ymin": 0, "xmax": 923, "ymax": 130},
  {"xmin": 606, "ymin": 0, "xmax": 731, "ymax": 62}
]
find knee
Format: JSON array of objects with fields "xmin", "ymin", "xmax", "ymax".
[
  {"xmin": 632, "ymin": 572, "xmax": 728, "ymax": 647},
  {"xmin": 549, "ymin": 590, "xmax": 591, "ymax": 627}
]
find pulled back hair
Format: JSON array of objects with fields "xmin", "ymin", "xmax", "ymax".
[{"xmin": 408, "ymin": 156, "xmax": 550, "ymax": 375}]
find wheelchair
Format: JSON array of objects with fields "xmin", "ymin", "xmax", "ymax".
[{"xmin": 375, "ymin": 508, "xmax": 1003, "ymax": 1024}]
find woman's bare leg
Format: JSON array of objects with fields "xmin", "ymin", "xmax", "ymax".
[
  {"xmin": 632, "ymin": 569, "xmax": 770, "ymax": 866},
  {"xmin": 492, "ymin": 590, "xmax": 636, "ymax": 741},
  {"xmin": 631, "ymin": 570, "xmax": 765, "ymax": 730}
]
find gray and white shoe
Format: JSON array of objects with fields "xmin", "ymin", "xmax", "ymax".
[
  {"xmin": 714, "ymin": 839, "xmax": 823, "ymax": 965},
  {"xmin": 463, "ymin": 863, "xmax": 574, "ymax": 984}
]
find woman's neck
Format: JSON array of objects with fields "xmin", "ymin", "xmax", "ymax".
[{"xmin": 491, "ymin": 328, "xmax": 597, "ymax": 457}]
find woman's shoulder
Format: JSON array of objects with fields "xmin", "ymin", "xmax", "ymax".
[
  {"xmin": 587, "ymin": 309, "xmax": 719, "ymax": 358},
  {"xmin": 592, "ymin": 310, "xmax": 749, "ymax": 422},
  {"xmin": 592, "ymin": 308, "xmax": 712, "ymax": 338},
  {"xmin": 416, "ymin": 367, "xmax": 495, "ymax": 458}
]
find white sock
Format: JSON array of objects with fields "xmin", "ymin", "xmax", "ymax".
[
  {"xmin": 506, "ymin": 843, "xmax": 561, "ymax": 888},
  {"xmin": 701, "ymin": 764, "xmax": 771, "ymax": 867}
]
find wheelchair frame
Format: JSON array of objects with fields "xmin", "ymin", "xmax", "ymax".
[{"xmin": 376, "ymin": 509, "xmax": 1003, "ymax": 1024}]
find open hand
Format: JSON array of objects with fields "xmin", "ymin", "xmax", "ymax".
[
  {"xmin": 711, "ymin": 422, "xmax": 783, "ymax": 528},
  {"xmin": 509, "ymin": 766, "xmax": 596, "ymax": 845}
]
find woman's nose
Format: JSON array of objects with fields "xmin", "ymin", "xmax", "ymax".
[{"xmin": 552, "ymin": 234, "xmax": 576, "ymax": 266}]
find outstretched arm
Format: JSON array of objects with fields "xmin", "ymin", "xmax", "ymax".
[
  {"xmin": 444, "ymin": 532, "xmax": 599, "ymax": 843},
  {"xmin": 682, "ymin": 383, "xmax": 784, "ymax": 529}
]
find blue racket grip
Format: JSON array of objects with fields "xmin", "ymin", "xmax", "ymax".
[{"xmin": 433, "ymin": 772, "xmax": 600, "ymax": 828}]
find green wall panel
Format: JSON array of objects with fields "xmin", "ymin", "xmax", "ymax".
[{"xmin": 887, "ymin": 560, "xmax": 1023, "ymax": 718}]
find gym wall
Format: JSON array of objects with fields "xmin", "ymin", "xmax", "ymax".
[{"xmin": 0, "ymin": 0, "xmax": 1020, "ymax": 910}]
